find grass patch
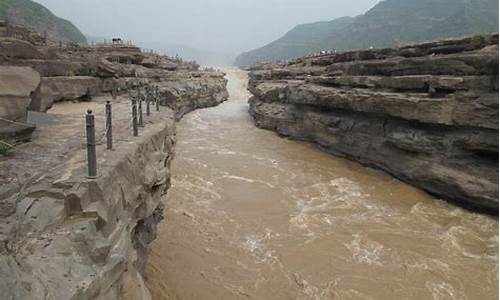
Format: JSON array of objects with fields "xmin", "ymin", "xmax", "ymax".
[{"xmin": 0, "ymin": 140, "xmax": 15, "ymax": 156}]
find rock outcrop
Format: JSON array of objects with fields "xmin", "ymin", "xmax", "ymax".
[
  {"xmin": 247, "ymin": 34, "xmax": 499, "ymax": 213},
  {"xmin": 35, "ymin": 76, "xmax": 100, "ymax": 111},
  {"xmin": 0, "ymin": 97, "xmax": 176, "ymax": 299},
  {"xmin": 159, "ymin": 71, "xmax": 229, "ymax": 120},
  {"xmin": 0, "ymin": 37, "xmax": 44, "ymax": 59},
  {"xmin": 0, "ymin": 65, "xmax": 40, "ymax": 143},
  {"xmin": 0, "ymin": 33, "xmax": 228, "ymax": 299},
  {"xmin": 0, "ymin": 35, "xmax": 227, "ymax": 142}
]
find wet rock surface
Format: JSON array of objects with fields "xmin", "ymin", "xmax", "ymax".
[{"xmin": 247, "ymin": 34, "xmax": 499, "ymax": 213}]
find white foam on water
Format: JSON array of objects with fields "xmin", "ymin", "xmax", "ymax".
[
  {"xmin": 344, "ymin": 234, "xmax": 384, "ymax": 266},
  {"xmin": 405, "ymin": 258, "xmax": 451, "ymax": 274},
  {"xmin": 173, "ymin": 175, "xmax": 221, "ymax": 205},
  {"xmin": 442, "ymin": 226, "xmax": 498, "ymax": 261},
  {"xmin": 215, "ymin": 149, "xmax": 238, "ymax": 155},
  {"xmin": 181, "ymin": 157, "xmax": 209, "ymax": 168},
  {"xmin": 425, "ymin": 281, "xmax": 466, "ymax": 300},
  {"xmin": 250, "ymin": 154, "xmax": 280, "ymax": 166},
  {"xmin": 239, "ymin": 230, "xmax": 281, "ymax": 266},
  {"xmin": 222, "ymin": 174, "xmax": 276, "ymax": 188},
  {"xmin": 289, "ymin": 177, "xmax": 371, "ymax": 236}
]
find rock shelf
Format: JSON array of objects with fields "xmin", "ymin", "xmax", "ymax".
[{"xmin": 247, "ymin": 34, "xmax": 499, "ymax": 213}]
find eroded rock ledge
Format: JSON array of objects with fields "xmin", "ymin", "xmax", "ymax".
[
  {"xmin": 0, "ymin": 38, "xmax": 228, "ymax": 299},
  {"xmin": 247, "ymin": 34, "xmax": 499, "ymax": 213}
]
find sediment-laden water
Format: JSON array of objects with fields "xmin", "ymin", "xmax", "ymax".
[{"xmin": 145, "ymin": 69, "xmax": 498, "ymax": 300}]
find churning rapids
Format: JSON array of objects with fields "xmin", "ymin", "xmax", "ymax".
[{"xmin": 145, "ymin": 69, "xmax": 498, "ymax": 300}]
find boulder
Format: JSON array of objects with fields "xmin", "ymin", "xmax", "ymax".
[
  {"xmin": 158, "ymin": 60, "xmax": 178, "ymax": 71},
  {"xmin": 141, "ymin": 56, "xmax": 160, "ymax": 68},
  {"xmin": 0, "ymin": 38, "xmax": 44, "ymax": 59},
  {"xmin": 32, "ymin": 76, "xmax": 100, "ymax": 112},
  {"xmin": 158, "ymin": 71, "xmax": 229, "ymax": 119},
  {"xmin": 0, "ymin": 59, "xmax": 89, "ymax": 77},
  {"xmin": 96, "ymin": 59, "xmax": 119, "ymax": 78},
  {"xmin": 0, "ymin": 66, "xmax": 40, "ymax": 143}
]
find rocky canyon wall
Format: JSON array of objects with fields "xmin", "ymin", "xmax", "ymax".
[
  {"xmin": 247, "ymin": 34, "xmax": 499, "ymax": 213},
  {"xmin": 0, "ymin": 34, "xmax": 228, "ymax": 299}
]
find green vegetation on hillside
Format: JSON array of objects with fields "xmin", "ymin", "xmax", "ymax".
[
  {"xmin": 0, "ymin": 0, "xmax": 86, "ymax": 44},
  {"xmin": 234, "ymin": 0, "xmax": 499, "ymax": 66}
]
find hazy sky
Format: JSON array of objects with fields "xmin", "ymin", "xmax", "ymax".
[{"xmin": 36, "ymin": 0, "xmax": 379, "ymax": 54}]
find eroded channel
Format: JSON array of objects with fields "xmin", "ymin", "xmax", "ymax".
[{"xmin": 145, "ymin": 69, "xmax": 498, "ymax": 300}]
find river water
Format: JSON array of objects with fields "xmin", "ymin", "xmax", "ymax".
[{"xmin": 145, "ymin": 69, "xmax": 498, "ymax": 300}]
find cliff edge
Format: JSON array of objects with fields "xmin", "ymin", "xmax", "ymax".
[
  {"xmin": 247, "ymin": 34, "xmax": 499, "ymax": 213},
  {"xmin": 0, "ymin": 35, "xmax": 228, "ymax": 299}
]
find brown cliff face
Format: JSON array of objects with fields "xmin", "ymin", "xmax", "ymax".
[
  {"xmin": 0, "ymin": 36, "xmax": 228, "ymax": 299},
  {"xmin": 247, "ymin": 34, "xmax": 499, "ymax": 213},
  {"xmin": 0, "ymin": 37, "xmax": 228, "ymax": 142}
]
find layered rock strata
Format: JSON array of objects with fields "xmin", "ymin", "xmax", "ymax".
[
  {"xmin": 0, "ymin": 90, "xmax": 227, "ymax": 300},
  {"xmin": 0, "ymin": 65, "xmax": 40, "ymax": 143},
  {"xmin": 0, "ymin": 36, "xmax": 227, "ymax": 142},
  {"xmin": 0, "ymin": 97, "xmax": 176, "ymax": 299},
  {"xmin": 0, "ymin": 35, "xmax": 228, "ymax": 299},
  {"xmin": 248, "ymin": 34, "xmax": 499, "ymax": 213},
  {"xmin": 159, "ymin": 71, "xmax": 229, "ymax": 120}
]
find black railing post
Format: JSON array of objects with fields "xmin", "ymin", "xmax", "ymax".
[
  {"xmin": 156, "ymin": 86, "xmax": 160, "ymax": 112},
  {"xmin": 132, "ymin": 98, "xmax": 139, "ymax": 137},
  {"xmin": 146, "ymin": 90, "xmax": 151, "ymax": 116},
  {"xmin": 86, "ymin": 110, "xmax": 98, "ymax": 178},
  {"xmin": 105, "ymin": 101, "xmax": 113, "ymax": 150},
  {"xmin": 112, "ymin": 84, "xmax": 117, "ymax": 100},
  {"xmin": 138, "ymin": 94, "xmax": 143, "ymax": 126}
]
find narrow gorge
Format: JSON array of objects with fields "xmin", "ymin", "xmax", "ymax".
[
  {"xmin": 144, "ymin": 68, "xmax": 497, "ymax": 300},
  {"xmin": 0, "ymin": 7, "xmax": 498, "ymax": 300}
]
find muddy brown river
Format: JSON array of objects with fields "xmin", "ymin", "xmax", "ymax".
[{"xmin": 145, "ymin": 69, "xmax": 498, "ymax": 300}]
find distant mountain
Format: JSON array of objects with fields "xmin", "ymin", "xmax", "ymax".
[
  {"xmin": 0, "ymin": 0, "xmax": 86, "ymax": 44},
  {"xmin": 234, "ymin": 0, "xmax": 499, "ymax": 66}
]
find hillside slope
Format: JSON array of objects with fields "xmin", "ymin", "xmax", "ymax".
[
  {"xmin": 235, "ymin": 0, "xmax": 499, "ymax": 66},
  {"xmin": 0, "ymin": 0, "xmax": 86, "ymax": 44}
]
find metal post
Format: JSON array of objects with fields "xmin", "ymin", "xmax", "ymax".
[
  {"xmin": 146, "ymin": 90, "xmax": 151, "ymax": 116},
  {"xmin": 132, "ymin": 99, "xmax": 138, "ymax": 136},
  {"xmin": 86, "ymin": 110, "xmax": 98, "ymax": 178},
  {"xmin": 138, "ymin": 95, "xmax": 143, "ymax": 126},
  {"xmin": 128, "ymin": 83, "xmax": 133, "ymax": 100},
  {"xmin": 112, "ymin": 84, "xmax": 117, "ymax": 100},
  {"xmin": 156, "ymin": 86, "xmax": 160, "ymax": 111},
  {"xmin": 5, "ymin": 19, "xmax": 10, "ymax": 37},
  {"xmin": 105, "ymin": 101, "xmax": 113, "ymax": 150}
]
